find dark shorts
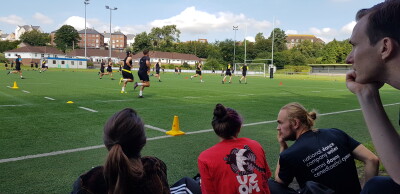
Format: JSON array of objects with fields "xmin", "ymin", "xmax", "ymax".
[
  {"xmin": 15, "ymin": 65, "xmax": 21, "ymax": 71},
  {"xmin": 122, "ymin": 70, "xmax": 133, "ymax": 80},
  {"xmin": 100, "ymin": 69, "xmax": 105, "ymax": 73},
  {"xmin": 138, "ymin": 71, "xmax": 149, "ymax": 81},
  {"xmin": 107, "ymin": 67, "xmax": 112, "ymax": 72},
  {"xmin": 156, "ymin": 69, "xmax": 160, "ymax": 74},
  {"xmin": 242, "ymin": 71, "xmax": 247, "ymax": 76},
  {"xmin": 225, "ymin": 70, "xmax": 232, "ymax": 76},
  {"xmin": 196, "ymin": 70, "xmax": 202, "ymax": 75}
]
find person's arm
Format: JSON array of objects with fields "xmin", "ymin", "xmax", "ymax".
[
  {"xmin": 146, "ymin": 60, "xmax": 150, "ymax": 74},
  {"xmin": 347, "ymin": 70, "xmax": 400, "ymax": 184},
  {"xmin": 351, "ymin": 144, "xmax": 379, "ymax": 187},
  {"xmin": 274, "ymin": 131, "xmax": 289, "ymax": 185}
]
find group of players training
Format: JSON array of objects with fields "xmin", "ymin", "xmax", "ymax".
[{"xmin": 112, "ymin": 49, "xmax": 251, "ymax": 98}]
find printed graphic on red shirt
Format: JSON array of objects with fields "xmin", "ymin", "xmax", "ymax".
[{"xmin": 224, "ymin": 145, "xmax": 266, "ymax": 193}]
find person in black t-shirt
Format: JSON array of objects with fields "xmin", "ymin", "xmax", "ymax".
[
  {"xmin": 134, "ymin": 50, "xmax": 151, "ymax": 98},
  {"xmin": 120, "ymin": 51, "xmax": 134, "ymax": 93},
  {"xmin": 190, "ymin": 61, "xmax": 204, "ymax": 82},
  {"xmin": 239, "ymin": 64, "xmax": 248, "ymax": 84},
  {"xmin": 8, "ymin": 55, "xmax": 24, "ymax": 79},
  {"xmin": 98, "ymin": 59, "xmax": 106, "ymax": 79},
  {"xmin": 154, "ymin": 59, "xmax": 161, "ymax": 82},
  {"xmin": 222, "ymin": 63, "xmax": 232, "ymax": 84},
  {"xmin": 269, "ymin": 102, "xmax": 379, "ymax": 194}
]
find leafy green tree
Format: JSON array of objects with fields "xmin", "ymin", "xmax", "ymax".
[
  {"xmin": 0, "ymin": 40, "xmax": 21, "ymax": 53},
  {"xmin": 20, "ymin": 30, "xmax": 50, "ymax": 46},
  {"xmin": 149, "ymin": 25, "xmax": 181, "ymax": 50},
  {"xmin": 217, "ymin": 39, "xmax": 235, "ymax": 64},
  {"xmin": 132, "ymin": 32, "xmax": 151, "ymax": 53},
  {"xmin": 268, "ymin": 28, "xmax": 287, "ymax": 52},
  {"xmin": 54, "ymin": 25, "xmax": 80, "ymax": 52}
]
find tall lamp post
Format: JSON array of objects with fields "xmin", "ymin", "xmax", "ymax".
[
  {"xmin": 84, "ymin": 0, "xmax": 89, "ymax": 59},
  {"xmin": 233, "ymin": 26, "xmax": 238, "ymax": 65},
  {"xmin": 105, "ymin": 6, "xmax": 117, "ymax": 59}
]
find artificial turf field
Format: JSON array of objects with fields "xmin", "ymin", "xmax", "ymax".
[{"xmin": 0, "ymin": 68, "xmax": 399, "ymax": 193}]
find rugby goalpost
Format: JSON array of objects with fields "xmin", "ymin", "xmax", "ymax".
[
  {"xmin": 234, "ymin": 59, "xmax": 276, "ymax": 77},
  {"xmin": 234, "ymin": 62, "xmax": 266, "ymax": 77}
]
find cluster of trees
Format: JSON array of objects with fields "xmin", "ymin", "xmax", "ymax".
[
  {"xmin": 1, "ymin": 24, "xmax": 352, "ymax": 69},
  {"xmin": 131, "ymin": 27, "xmax": 352, "ymax": 70}
]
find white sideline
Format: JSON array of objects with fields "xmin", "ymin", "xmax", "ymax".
[
  {"xmin": 79, "ymin": 107, "xmax": 98, "ymax": 113},
  {"xmin": 0, "ymin": 103, "xmax": 399, "ymax": 164},
  {"xmin": 44, "ymin": 97, "xmax": 55, "ymax": 101},
  {"xmin": 145, "ymin": 124, "xmax": 167, "ymax": 132}
]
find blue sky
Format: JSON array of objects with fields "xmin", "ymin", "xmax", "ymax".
[{"xmin": 0, "ymin": 0, "xmax": 382, "ymax": 43}]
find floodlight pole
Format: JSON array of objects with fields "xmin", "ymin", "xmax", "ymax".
[
  {"xmin": 106, "ymin": 6, "xmax": 117, "ymax": 59},
  {"xmin": 233, "ymin": 26, "xmax": 238, "ymax": 65},
  {"xmin": 84, "ymin": 0, "xmax": 90, "ymax": 59}
]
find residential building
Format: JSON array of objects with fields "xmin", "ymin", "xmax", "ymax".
[
  {"xmin": 126, "ymin": 34, "xmax": 135, "ymax": 48},
  {"xmin": 50, "ymin": 30, "xmax": 57, "ymax": 46},
  {"xmin": 286, "ymin": 34, "xmax": 324, "ymax": 49},
  {"xmin": 15, "ymin": 25, "xmax": 42, "ymax": 40},
  {"xmin": 77, "ymin": 28, "xmax": 104, "ymax": 49},
  {"xmin": 131, "ymin": 51, "xmax": 201, "ymax": 66},
  {"xmin": 4, "ymin": 45, "xmax": 66, "ymax": 64},
  {"xmin": 102, "ymin": 31, "xmax": 127, "ymax": 51},
  {"xmin": 1, "ymin": 33, "xmax": 15, "ymax": 41},
  {"xmin": 66, "ymin": 49, "xmax": 125, "ymax": 63}
]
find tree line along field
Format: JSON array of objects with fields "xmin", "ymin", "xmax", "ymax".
[{"xmin": 0, "ymin": 68, "xmax": 398, "ymax": 193}]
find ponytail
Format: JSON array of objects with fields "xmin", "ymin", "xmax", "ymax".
[{"xmin": 104, "ymin": 144, "xmax": 144, "ymax": 194}]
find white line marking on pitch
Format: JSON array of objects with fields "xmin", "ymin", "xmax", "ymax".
[
  {"xmin": 1, "ymin": 102, "xmax": 399, "ymax": 164},
  {"xmin": 6, "ymin": 86, "xmax": 11, "ymax": 88},
  {"xmin": 311, "ymin": 91, "xmax": 321, "ymax": 93},
  {"xmin": 145, "ymin": 124, "xmax": 167, "ymax": 132},
  {"xmin": 22, "ymin": 90, "xmax": 30, "ymax": 93},
  {"xmin": 0, "ymin": 104, "xmax": 27, "ymax": 107},
  {"xmin": 44, "ymin": 97, "xmax": 55, "ymax": 101},
  {"xmin": 184, "ymin": 96, "xmax": 201, "ymax": 99},
  {"xmin": 79, "ymin": 107, "xmax": 98, "ymax": 112}
]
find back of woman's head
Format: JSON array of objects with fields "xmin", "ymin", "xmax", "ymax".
[
  {"xmin": 212, "ymin": 103, "xmax": 243, "ymax": 139},
  {"xmin": 103, "ymin": 108, "xmax": 146, "ymax": 194},
  {"xmin": 281, "ymin": 102, "xmax": 317, "ymax": 129}
]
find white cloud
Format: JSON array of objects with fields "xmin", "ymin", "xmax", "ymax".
[
  {"xmin": 0, "ymin": 15, "xmax": 25, "ymax": 25},
  {"xmin": 340, "ymin": 21, "xmax": 356, "ymax": 34},
  {"xmin": 304, "ymin": 22, "xmax": 355, "ymax": 43},
  {"xmin": 62, "ymin": 16, "xmax": 89, "ymax": 30},
  {"xmin": 149, "ymin": 6, "xmax": 272, "ymax": 41},
  {"xmin": 33, "ymin": 13, "xmax": 53, "ymax": 24}
]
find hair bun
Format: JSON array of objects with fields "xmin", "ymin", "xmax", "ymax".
[
  {"xmin": 309, "ymin": 111, "xmax": 317, "ymax": 120},
  {"xmin": 213, "ymin": 104, "xmax": 227, "ymax": 119}
]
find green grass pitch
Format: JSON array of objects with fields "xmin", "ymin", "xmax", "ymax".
[{"xmin": 0, "ymin": 67, "xmax": 399, "ymax": 193}]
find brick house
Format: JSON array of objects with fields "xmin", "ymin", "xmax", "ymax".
[{"xmin": 77, "ymin": 28, "xmax": 104, "ymax": 49}]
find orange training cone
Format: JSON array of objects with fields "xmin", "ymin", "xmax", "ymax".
[
  {"xmin": 11, "ymin": 81, "xmax": 19, "ymax": 89},
  {"xmin": 279, "ymin": 82, "xmax": 283, "ymax": 86},
  {"xmin": 166, "ymin": 115, "xmax": 185, "ymax": 136}
]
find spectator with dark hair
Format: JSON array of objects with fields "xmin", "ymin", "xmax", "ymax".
[
  {"xmin": 346, "ymin": 1, "xmax": 400, "ymax": 193},
  {"xmin": 198, "ymin": 103, "xmax": 271, "ymax": 194},
  {"xmin": 269, "ymin": 102, "xmax": 379, "ymax": 194},
  {"xmin": 71, "ymin": 108, "xmax": 170, "ymax": 194}
]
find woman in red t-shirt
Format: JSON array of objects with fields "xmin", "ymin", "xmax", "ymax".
[{"xmin": 198, "ymin": 103, "xmax": 272, "ymax": 194}]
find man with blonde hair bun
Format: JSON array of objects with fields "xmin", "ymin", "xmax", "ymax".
[{"xmin": 268, "ymin": 102, "xmax": 379, "ymax": 194}]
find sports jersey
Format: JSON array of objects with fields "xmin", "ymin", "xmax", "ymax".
[{"xmin": 139, "ymin": 56, "xmax": 150, "ymax": 72}]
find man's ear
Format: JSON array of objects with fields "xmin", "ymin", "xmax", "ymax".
[
  {"xmin": 293, "ymin": 119, "xmax": 301, "ymax": 129},
  {"xmin": 381, "ymin": 37, "xmax": 397, "ymax": 61}
]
